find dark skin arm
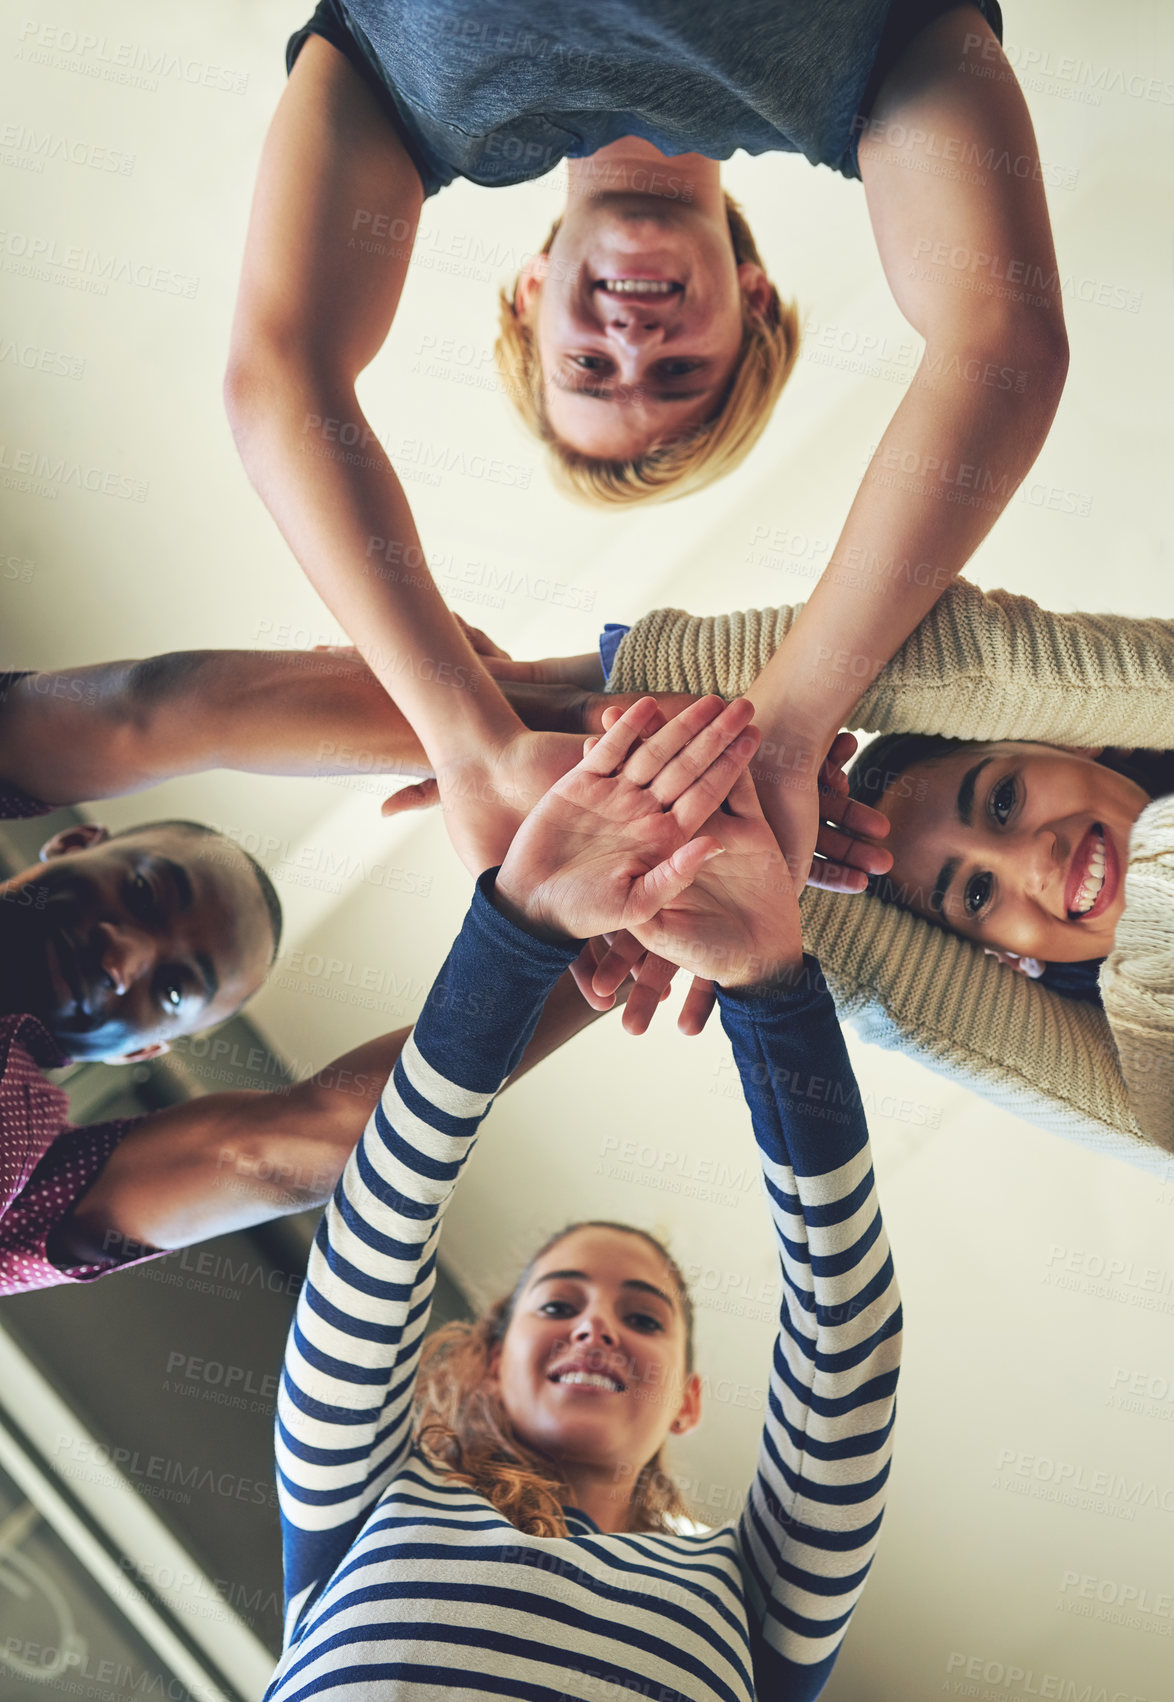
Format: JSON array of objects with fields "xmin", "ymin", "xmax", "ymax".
[
  {"xmin": 0, "ymin": 648, "xmax": 600, "ymax": 806},
  {"xmin": 53, "ymin": 966, "xmax": 612, "ymax": 1267}
]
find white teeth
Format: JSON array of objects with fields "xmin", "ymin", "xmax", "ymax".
[
  {"xmin": 598, "ymin": 279, "xmax": 677, "ymax": 295},
  {"xmin": 554, "ymin": 1371, "xmax": 622, "ymax": 1391},
  {"xmin": 1070, "ymin": 831, "xmax": 1107, "ymax": 916}
]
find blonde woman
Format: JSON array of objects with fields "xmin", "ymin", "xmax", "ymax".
[
  {"xmin": 266, "ymin": 698, "xmax": 901, "ymax": 1699},
  {"xmin": 227, "ymin": 2, "xmax": 1067, "ymax": 889}
]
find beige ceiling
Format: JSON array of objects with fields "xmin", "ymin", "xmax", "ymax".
[{"xmin": 3, "ymin": 1, "xmax": 1173, "ymax": 1695}]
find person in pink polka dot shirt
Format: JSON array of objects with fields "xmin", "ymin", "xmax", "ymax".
[{"xmin": 0, "ymin": 653, "xmax": 599, "ymax": 1296}]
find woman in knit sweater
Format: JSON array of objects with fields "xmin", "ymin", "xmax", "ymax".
[
  {"xmin": 845, "ymin": 733, "xmax": 1172, "ymax": 998},
  {"xmin": 267, "ymin": 696, "xmax": 901, "ymax": 1700}
]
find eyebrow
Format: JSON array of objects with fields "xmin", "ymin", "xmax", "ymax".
[
  {"xmin": 956, "ymin": 758, "xmax": 992, "ymax": 829},
  {"xmin": 194, "ymin": 950, "xmax": 219, "ymax": 1006},
  {"xmin": 532, "ymin": 1269, "xmax": 676, "ymax": 1311},
  {"xmin": 158, "ymin": 856, "xmax": 194, "ymax": 912},
  {"xmin": 559, "ymin": 384, "xmax": 710, "ymax": 405},
  {"xmin": 930, "ymin": 758, "xmax": 995, "ymax": 915}
]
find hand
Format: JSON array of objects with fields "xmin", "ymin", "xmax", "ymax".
[
  {"xmin": 494, "ymin": 696, "xmax": 759, "ymax": 942},
  {"xmin": 809, "ymin": 732, "xmax": 893, "ymax": 892},
  {"xmin": 602, "ymin": 767, "xmax": 806, "ymax": 991}
]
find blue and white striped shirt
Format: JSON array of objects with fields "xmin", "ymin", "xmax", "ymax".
[{"xmin": 266, "ymin": 875, "xmax": 901, "ymax": 1700}]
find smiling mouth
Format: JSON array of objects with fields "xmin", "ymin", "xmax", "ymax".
[
  {"xmin": 1065, "ymin": 825, "xmax": 1110, "ymax": 919},
  {"xmin": 549, "ymin": 1369, "xmax": 626, "ymax": 1392},
  {"xmin": 593, "ymin": 278, "xmax": 681, "ymax": 299}
]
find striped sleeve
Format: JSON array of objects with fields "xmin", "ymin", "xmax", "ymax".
[
  {"xmin": 275, "ymin": 874, "xmax": 580, "ymax": 1642},
  {"xmin": 717, "ymin": 957, "xmax": 902, "ymax": 1701}
]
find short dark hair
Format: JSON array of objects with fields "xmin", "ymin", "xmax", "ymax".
[{"xmin": 111, "ymin": 819, "xmax": 283, "ymax": 960}]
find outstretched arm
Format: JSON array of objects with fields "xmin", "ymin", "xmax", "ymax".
[
  {"xmin": 271, "ymin": 697, "xmax": 758, "ymax": 1637},
  {"xmin": 52, "ymin": 967, "xmax": 609, "ymax": 1271},
  {"xmin": 748, "ymin": 5, "xmax": 1067, "ymax": 874},
  {"xmin": 617, "ymin": 773, "xmax": 900, "ymax": 1693},
  {"xmin": 224, "ymin": 36, "xmax": 549, "ymax": 874}
]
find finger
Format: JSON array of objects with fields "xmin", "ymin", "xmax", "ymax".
[
  {"xmin": 456, "ymin": 614, "xmax": 511, "ymax": 661},
  {"xmin": 718, "ymin": 765, "xmax": 764, "ymax": 820},
  {"xmin": 820, "ymin": 790, "xmax": 891, "ymax": 841},
  {"xmin": 824, "ymin": 731, "xmax": 857, "ymax": 772},
  {"xmin": 668, "ymin": 725, "xmax": 762, "ymax": 839},
  {"xmin": 632, "ymin": 951, "xmax": 678, "ymax": 1002},
  {"xmin": 380, "ymin": 779, "xmax": 440, "ymax": 816},
  {"xmin": 600, "ymin": 700, "xmax": 668, "ymax": 738},
  {"xmin": 805, "ymin": 857, "xmax": 871, "ymax": 895},
  {"xmin": 578, "ymin": 696, "xmax": 663, "ymax": 774},
  {"xmin": 622, "ymin": 978, "xmax": 664, "ymax": 1036},
  {"xmin": 814, "ymin": 822, "xmax": 893, "ymax": 875},
  {"xmin": 621, "ymin": 695, "xmax": 745, "ymax": 790},
  {"xmin": 591, "ymin": 930, "xmax": 646, "ymax": 999},
  {"xmin": 569, "ymin": 943, "xmax": 618, "ymax": 1011},
  {"xmin": 626, "ymin": 835, "xmax": 722, "ymax": 924},
  {"xmin": 677, "ymin": 976, "xmax": 716, "ymax": 1037}
]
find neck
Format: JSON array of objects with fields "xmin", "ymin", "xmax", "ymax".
[
  {"xmin": 558, "ymin": 1459, "xmax": 643, "ymax": 1534},
  {"xmin": 566, "ymin": 137, "xmax": 724, "ymax": 220}
]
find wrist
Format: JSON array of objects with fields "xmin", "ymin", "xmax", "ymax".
[
  {"xmin": 489, "ymin": 868, "xmax": 577, "ymax": 947},
  {"xmin": 717, "ymin": 949, "xmax": 806, "ymax": 993}
]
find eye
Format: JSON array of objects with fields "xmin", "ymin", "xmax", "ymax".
[
  {"xmin": 963, "ymin": 871, "xmax": 994, "ymax": 919},
  {"xmin": 127, "ymin": 869, "xmax": 161, "ymax": 919},
  {"xmin": 654, "ymin": 360, "xmax": 703, "ymax": 378},
  {"xmin": 157, "ymin": 975, "xmax": 185, "ymax": 1014},
  {"xmin": 626, "ymin": 1312, "xmax": 664, "ymax": 1334},
  {"xmin": 570, "ymin": 354, "xmax": 611, "ymax": 372},
  {"xmin": 538, "ymin": 1299, "xmax": 576, "ymax": 1319},
  {"xmin": 989, "ymin": 774, "xmax": 1017, "ymax": 826}
]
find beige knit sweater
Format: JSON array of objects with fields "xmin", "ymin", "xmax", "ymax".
[{"xmin": 608, "ymin": 581, "xmax": 1174, "ymax": 1167}]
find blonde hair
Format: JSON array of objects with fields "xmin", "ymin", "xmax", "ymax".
[
  {"xmin": 414, "ymin": 1222, "xmax": 696, "ymax": 1539},
  {"xmin": 495, "ymin": 193, "xmax": 799, "ymax": 506}
]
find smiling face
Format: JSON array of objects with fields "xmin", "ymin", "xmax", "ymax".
[
  {"xmin": 874, "ymin": 742, "xmax": 1151, "ymax": 962},
  {"xmin": 519, "ymin": 198, "xmax": 768, "ymax": 461},
  {"xmin": 0, "ymin": 822, "xmax": 275, "ymax": 1060},
  {"xmin": 492, "ymin": 1225, "xmax": 700, "ymax": 1499}
]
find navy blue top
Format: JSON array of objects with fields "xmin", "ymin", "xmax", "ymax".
[
  {"xmin": 266, "ymin": 873, "xmax": 901, "ymax": 1699},
  {"xmin": 291, "ymin": 0, "xmax": 1003, "ymax": 195}
]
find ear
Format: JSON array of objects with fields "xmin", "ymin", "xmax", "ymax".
[
  {"xmin": 40, "ymin": 822, "xmax": 108, "ymax": 862},
  {"xmin": 736, "ymin": 262, "xmax": 773, "ymax": 321},
  {"xmin": 108, "ymin": 1041, "xmax": 171, "ymax": 1065},
  {"xmin": 668, "ymin": 1371, "xmax": 703, "ymax": 1439},
  {"xmin": 983, "ymin": 948, "xmax": 1043, "ymax": 979},
  {"xmin": 514, "ymin": 251, "xmax": 550, "ymax": 318}
]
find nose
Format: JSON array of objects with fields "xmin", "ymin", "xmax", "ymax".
[
  {"xmin": 95, "ymin": 920, "xmax": 154, "ymax": 997},
  {"xmin": 1014, "ymin": 826, "xmax": 1063, "ymax": 908},
  {"xmin": 602, "ymin": 307, "xmax": 667, "ymax": 352},
  {"xmin": 572, "ymin": 1311, "xmax": 617, "ymax": 1349}
]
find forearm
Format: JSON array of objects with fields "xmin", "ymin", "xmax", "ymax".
[
  {"xmin": 748, "ymin": 349, "xmax": 1065, "ymax": 755},
  {"xmin": 225, "ymin": 364, "xmax": 523, "ymax": 769},
  {"xmin": 277, "ymin": 880, "xmax": 579, "ymax": 1606},
  {"xmin": 720, "ymin": 964, "xmax": 901, "ymax": 1685}
]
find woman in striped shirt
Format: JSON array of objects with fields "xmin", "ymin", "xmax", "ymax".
[{"xmin": 267, "ymin": 695, "xmax": 902, "ymax": 1701}]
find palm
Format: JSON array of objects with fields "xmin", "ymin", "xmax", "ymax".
[
  {"xmin": 432, "ymin": 730, "xmax": 591, "ymax": 876},
  {"xmin": 632, "ymin": 779, "xmax": 802, "ymax": 984},
  {"xmin": 495, "ymin": 697, "xmax": 759, "ymax": 942}
]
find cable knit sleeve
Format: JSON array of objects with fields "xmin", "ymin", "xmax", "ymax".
[
  {"xmin": 607, "ymin": 581, "xmax": 1174, "ymax": 750},
  {"xmin": 608, "ymin": 585, "xmax": 1174, "ymax": 1167},
  {"xmin": 1101, "ymin": 797, "xmax": 1174, "ymax": 1153}
]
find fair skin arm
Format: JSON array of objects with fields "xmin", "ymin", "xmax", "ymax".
[
  {"xmin": 50, "ymin": 966, "xmax": 613, "ymax": 1269},
  {"xmin": 224, "ymin": 36, "xmax": 565, "ymax": 875},
  {"xmin": 748, "ymin": 5, "xmax": 1068, "ymax": 879}
]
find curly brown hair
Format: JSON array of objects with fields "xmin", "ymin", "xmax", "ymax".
[{"xmin": 414, "ymin": 1222, "xmax": 697, "ymax": 1538}]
